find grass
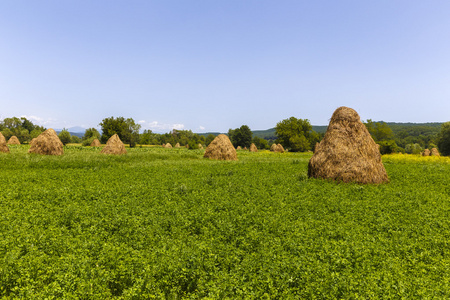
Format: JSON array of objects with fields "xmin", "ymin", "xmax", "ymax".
[{"xmin": 1, "ymin": 146, "xmax": 450, "ymax": 298}]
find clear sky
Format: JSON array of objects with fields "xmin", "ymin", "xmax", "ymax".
[{"xmin": 1, "ymin": 1, "xmax": 450, "ymax": 133}]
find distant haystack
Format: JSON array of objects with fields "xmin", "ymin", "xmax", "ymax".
[
  {"xmin": 249, "ymin": 143, "xmax": 258, "ymax": 152},
  {"xmin": 308, "ymin": 106, "xmax": 388, "ymax": 184},
  {"xmin": 236, "ymin": 146, "xmax": 242, "ymax": 150},
  {"xmin": 198, "ymin": 143, "xmax": 204, "ymax": 149},
  {"xmin": 0, "ymin": 132, "xmax": 10, "ymax": 153},
  {"xmin": 7, "ymin": 136, "xmax": 20, "ymax": 145},
  {"xmin": 165, "ymin": 143, "xmax": 172, "ymax": 148},
  {"xmin": 422, "ymin": 149, "xmax": 430, "ymax": 156},
  {"xmin": 100, "ymin": 134, "xmax": 127, "ymax": 155},
  {"xmin": 90, "ymin": 139, "xmax": 101, "ymax": 147},
  {"xmin": 28, "ymin": 128, "xmax": 63, "ymax": 155},
  {"xmin": 185, "ymin": 144, "xmax": 189, "ymax": 149},
  {"xmin": 431, "ymin": 148, "xmax": 440, "ymax": 156},
  {"xmin": 204, "ymin": 134, "xmax": 237, "ymax": 161},
  {"xmin": 277, "ymin": 144, "xmax": 285, "ymax": 153},
  {"xmin": 270, "ymin": 144, "xmax": 277, "ymax": 152},
  {"xmin": 175, "ymin": 143, "xmax": 181, "ymax": 148}
]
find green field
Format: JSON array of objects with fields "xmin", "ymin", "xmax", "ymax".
[{"xmin": 1, "ymin": 146, "xmax": 450, "ymax": 298}]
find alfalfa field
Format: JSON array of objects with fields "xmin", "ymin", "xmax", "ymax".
[{"xmin": 1, "ymin": 145, "xmax": 450, "ymax": 298}]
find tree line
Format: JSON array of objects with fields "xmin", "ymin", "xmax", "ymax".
[{"xmin": 2, "ymin": 116, "xmax": 450, "ymax": 156}]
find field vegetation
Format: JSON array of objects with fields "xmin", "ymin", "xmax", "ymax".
[{"xmin": 1, "ymin": 146, "xmax": 450, "ymax": 298}]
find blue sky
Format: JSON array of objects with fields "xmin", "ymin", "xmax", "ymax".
[{"xmin": 1, "ymin": 1, "xmax": 450, "ymax": 133}]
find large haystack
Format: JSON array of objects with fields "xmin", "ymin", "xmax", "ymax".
[
  {"xmin": 308, "ymin": 106, "xmax": 388, "ymax": 184},
  {"xmin": 204, "ymin": 134, "xmax": 237, "ymax": 161},
  {"xmin": 270, "ymin": 144, "xmax": 277, "ymax": 152},
  {"xmin": 422, "ymin": 149, "xmax": 430, "ymax": 156},
  {"xmin": 100, "ymin": 134, "xmax": 127, "ymax": 155},
  {"xmin": 276, "ymin": 144, "xmax": 285, "ymax": 153},
  {"xmin": 90, "ymin": 139, "xmax": 101, "ymax": 147},
  {"xmin": 431, "ymin": 148, "xmax": 440, "ymax": 156},
  {"xmin": 0, "ymin": 132, "xmax": 10, "ymax": 153},
  {"xmin": 165, "ymin": 143, "xmax": 172, "ymax": 148},
  {"xmin": 7, "ymin": 136, "xmax": 20, "ymax": 145},
  {"xmin": 249, "ymin": 143, "xmax": 258, "ymax": 152},
  {"xmin": 28, "ymin": 128, "xmax": 63, "ymax": 155}
]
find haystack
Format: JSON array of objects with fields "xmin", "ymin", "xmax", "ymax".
[
  {"xmin": 175, "ymin": 143, "xmax": 181, "ymax": 148},
  {"xmin": 28, "ymin": 128, "xmax": 63, "ymax": 155},
  {"xmin": 7, "ymin": 136, "xmax": 20, "ymax": 145},
  {"xmin": 165, "ymin": 143, "xmax": 172, "ymax": 148},
  {"xmin": 277, "ymin": 144, "xmax": 285, "ymax": 153},
  {"xmin": 421, "ymin": 149, "xmax": 430, "ymax": 156},
  {"xmin": 237, "ymin": 146, "xmax": 242, "ymax": 150},
  {"xmin": 198, "ymin": 143, "xmax": 204, "ymax": 149},
  {"xmin": 270, "ymin": 144, "xmax": 277, "ymax": 152},
  {"xmin": 308, "ymin": 106, "xmax": 388, "ymax": 184},
  {"xmin": 203, "ymin": 134, "xmax": 237, "ymax": 161},
  {"xmin": 90, "ymin": 139, "xmax": 101, "ymax": 147},
  {"xmin": 100, "ymin": 134, "xmax": 127, "ymax": 155},
  {"xmin": 249, "ymin": 143, "xmax": 258, "ymax": 152},
  {"xmin": 431, "ymin": 148, "xmax": 440, "ymax": 156},
  {"xmin": 0, "ymin": 132, "xmax": 10, "ymax": 153},
  {"xmin": 162, "ymin": 143, "xmax": 166, "ymax": 147}
]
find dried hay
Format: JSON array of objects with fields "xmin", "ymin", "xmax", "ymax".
[
  {"xmin": 90, "ymin": 139, "xmax": 101, "ymax": 147},
  {"xmin": 421, "ymin": 149, "xmax": 430, "ymax": 156},
  {"xmin": 28, "ymin": 128, "xmax": 63, "ymax": 155},
  {"xmin": 431, "ymin": 148, "xmax": 440, "ymax": 156},
  {"xmin": 0, "ymin": 132, "xmax": 10, "ymax": 153},
  {"xmin": 175, "ymin": 143, "xmax": 181, "ymax": 148},
  {"xmin": 7, "ymin": 136, "xmax": 20, "ymax": 145},
  {"xmin": 249, "ymin": 143, "xmax": 258, "ymax": 152},
  {"xmin": 308, "ymin": 106, "xmax": 388, "ymax": 184},
  {"xmin": 276, "ymin": 144, "xmax": 285, "ymax": 153},
  {"xmin": 237, "ymin": 146, "xmax": 242, "ymax": 150},
  {"xmin": 100, "ymin": 134, "xmax": 127, "ymax": 155},
  {"xmin": 165, "ymin": 143, "xmax": 172, "ymax": 148},
  {"xmin": 204, "ymin": 134, "xmax": 237, "ymax": 161},
  {"xmin": 270, "ymin": 144, "xmax": 277, "ymax": 152},
  {"xmin": 198, "ymin": 143, "xmax": 204, "ymax": 149}
]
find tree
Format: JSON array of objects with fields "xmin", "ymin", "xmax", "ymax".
[
  {"xmin": 437, "ymin": 122, "xmax": 450, "ymax": 156},
  {"xmin": 365, "ymin": 120, "xmax": 394, "ymax": 142},
  {"xmin": 205, "ymin": 134, "xmax": 216, "ymax": 146},
  {"xmin": 228, "ymin": 125, "xmax": 252, "ymax": 148},
  {"xmin": 275, "ymin": 117, "xmax": 316, "ymax": 152},
  {"xmin": 252, "ymin": 136, "xmax": 269, "ymax": 150},
  {"xmin": 99, "ymin": 117, "xmax": 141, "ymax": 147},
  {"xmin": 58, "ymin": 129, "xmax": 71, "ymax": 145},
  {"xmin": 83, "ymin": 128, "xmax": 101, "ymax": 141}
]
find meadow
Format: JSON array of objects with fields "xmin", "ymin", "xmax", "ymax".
[{"xmin": 1, "ymin": 146, "xmax": 450, "ymax": 299}]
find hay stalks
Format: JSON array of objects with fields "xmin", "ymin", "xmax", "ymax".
[
  {"xmin": 204, "ymin": 134, "xmax": 237, "ymax": 161},
  {"xmin": 100, "ymin": 134, "xmax": 127, "ymax": 155},
  {"xmin": 308, "ymin": 106, "xmax": 388, "ymax": 184},
  {"xmin": 28, "ymin": 128, "xmax": 63, "ymax": 155}
]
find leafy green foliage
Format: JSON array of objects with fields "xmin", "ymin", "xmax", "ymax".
[
  {"xmin": 99, "ymin": 117, "xmax": 141, "ymax": 147},
  {"xmin": 228, "ymin": 125, "xmax": 253, "ymax": 148},
  {"xmin": 438, "ymin": 122, "xmax": 450, "ymax": 156},
  {"xmin": 275, "ymin": 117, "xmax": 318, "ymax": 152},
  {"xmin": 58, "ymin": 129, "xmax": 71, "ymax": 145},
  {"xmin": 1, "ymin": 147, "xmax": 450, "ymax": 298},
  {"xmin": 0, "ymin": 117, "xmax": 45, "ymax": 143},
  {"xmin": 82, "ymin": 127, "xmax": 101, "ymax": 141}
]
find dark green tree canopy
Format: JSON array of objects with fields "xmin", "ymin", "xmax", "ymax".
[
  {"xmin": 275, "ymin": 117, "xmax": 317, "ymax": 152},
  {"xmin": 0, "ymin": 117, "xmax": 45, "ymax": 143},
  {"xmin": 82, "ymin": 128, "xmax": 101, "ymax": 141},
  {"xmin": 437, "ymin": 122, "xmax": 450, "ymax": 156},
  {"xmin": 58, "ymin": 129, "xmax": 71, "ymax": 145},
  {"xmin": 228, "ymin": 125, "xmax": 252, "ymax": 148},
  {"xmin": 99, "ymin": 117, "xmax": 141, "ymax": 146}
]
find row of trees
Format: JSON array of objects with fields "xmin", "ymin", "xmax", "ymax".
[
  {"xmin": 2, "ymin": 116, "xmax": 450, "ymax": 156},
  {"xmin": 0, "ymin": 117, "xmax": 46, "ymax": 143}
]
